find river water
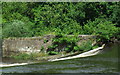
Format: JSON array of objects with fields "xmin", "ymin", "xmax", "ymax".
[{"xmin": 0, "ymin": 42, "xmax": 120, "ymax": 74}]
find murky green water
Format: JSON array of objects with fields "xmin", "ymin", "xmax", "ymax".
[{"xmin": 1, "ymin": 42, "xmax": 120, "ymax": 73}]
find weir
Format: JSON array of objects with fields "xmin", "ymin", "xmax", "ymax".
[
  {"xmin": 0, "ymin": 44, "xmax": 105, "ymax": 67},
  {"xmin": 2, "ymin": 35, "xmax": 96, "ymax": 57},
  {"xmin": 49, "ymin": 44, "xmax": 105, "ymax": 61}
]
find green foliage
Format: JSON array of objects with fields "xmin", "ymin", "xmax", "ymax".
[
  {"xmin": 73, "ymin": 46, "xmax": 80, "ymax": 51},
  {"xmin": 48, "ymin": 45, "xmax": 55, "ymax": 49},
  {"xmin": 92, "ymin": 45, "xmax": 99, "ymax": 49},
  {"xmin": 44, "ymin": 39, "xmax": 49, "ymax": 43},
  {"xmin": 64, "ymin": 47, "xmax": 69, "ymax": 52},
  {"xmin": 52, "ymin": 34, "xmax": 79, "ymax": 44},
  {"xmin": 41, "ymin": 46, "xmax": 44, "ymax": 51},
  {"xmin": 2, "ymin": 2, "xmax": 35, "ymax": 23},
  {"xmin": 2, "ymin": 2, "xmax": 120, "ymax": 58},
  {"xmin": 32, "ymin": 2, "xmax": 84, "ymax": 35},
  {"xmin": 116, "ymin": 28, "xmax": 120, "ymax": 40},
  {"xmin": 47, "ymin": 34, "xmax": 96, "ymax": 55},
  {"xmin": 107, "ymin": 2, "xmax": 120, "ymax": 27},
  {"xmin": 84, "ymin": 18, "xmax": 118, "ymax": 41},
  {"xmin": 47, "ymin": 34, "xmax": 81, "ymax": 54},
  {"xmin": 2, "ymin": 2, "xmax": 120, "ymax": 41},
  {"xmin": 2, "ymin": 20, "xmax": 32, "ymax": 38},
  {"xmin": 12, "ymin": 53, "xmax": 31, "ymax": 60},
  {"xmin": 48, "ymin": 51, "xmax": 59, "ymax": 55},
  {"xmin": 0, "ymin": 26, "xmax": 2, "ymax": 39},
  {"xmin": 78, "ymin": 41, "xmax": 93, "ymax": 51}
]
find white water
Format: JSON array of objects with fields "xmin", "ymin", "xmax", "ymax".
[
  {"xmin": 49, "ymin": 44, "xmax": 105, "ymax": 61},
  {"xmin": 1, "ymin": 43, "xmax": 119, "ymax": 73},
  {"xmin": 0, "ymin": 63, "xmax": 28, "ymax": 67},
  {"xmin": 0, "ymin": 44, "xmax": 105, "ymax": 67}
]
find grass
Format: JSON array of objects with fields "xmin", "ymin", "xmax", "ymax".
[{"xmin": 11, "ymin": 53, "xmax": 48, "ymax": 60}]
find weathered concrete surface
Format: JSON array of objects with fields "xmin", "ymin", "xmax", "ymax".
[
  {"xmin": 2, "ymin": 35, "xmax": 55, "ymax": 57},
  {"xmin": 2, "ymin": 35, "xmax": 96, "ymax": 57}
]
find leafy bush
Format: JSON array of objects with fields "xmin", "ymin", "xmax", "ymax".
[
  {"xmin": 2, "ymin": 20, "xmax": 32, "ymax": 38},
  {"xmin": 32, "ymin": 2, "xmax": 84, "ymax": 36},
  {"xmin": 73, "ymin": 46, "xmax": 80, "ymax": 51},
  {"xmin": 84, "ymin": 18, "xmax": 118, "ymax": 41},
  {"xmin": 92, "ymin": 45, "xmax": 99, "ymax": 49},
  {"xmin": 2, "ymin": 2, "xmax": 120, "ymax": 41},
  {"xmin": 78, "ymin": 41, "xmax": 93, "ymax": 51},
  {"xmin": 41, "ymin": 46, "xmax": 44, "ymax": 51},
  {"xmin": 44, "ymin": 39, "xmax": 49, "ymax": 43},
  {"xmin": 47, "ymin": 34, "xmax": 96, "ymax": 55},
  {"xmin": 48, "ymin": 51, "xmax": 59, "ymax": 55},
  {"xmin": 47, "ymin": 34, "xmax": 81, "ymax": 54}
]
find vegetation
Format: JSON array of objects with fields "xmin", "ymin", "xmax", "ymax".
[
  {"xmin": 47, "ymin": 34, "xmax": 80, "ymax": 54},
  {"xmin": 11, "ymin": 53, "xmax": 48, "ymax": 60},
  {"xmin": 11, "ymin": 53, "xmax": 31, "ymax": 60},
  {"xmin": 84, "ymin": 18, "xmax": 118, "ymax": 41},
  {"xmin": 2, "ymin": 2, "xmax": 120, "ymax": 57},
  {"xmin": 3, "ymin": 20, "xmax": 32, "ymax": 38},
  {"xmin": 2, "ymin": 2, "xmax": 120, "ymax": 40},
  {"xmin": 47, "ymin": 34, "xmax": 96, "ymax": 55}
]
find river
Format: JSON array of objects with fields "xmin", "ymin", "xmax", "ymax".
[{"xmin": 0, "ymin": 42, "xmax": 120, "ymax": 74}]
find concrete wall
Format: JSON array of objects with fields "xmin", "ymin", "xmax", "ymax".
[{"xmin": 2, "ymin": 35, "xmax": 96, "ymax": 57}]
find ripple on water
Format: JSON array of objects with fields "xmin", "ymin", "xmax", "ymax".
[{"xmin": 1, "ymin": 42, "xmax": 119, "ymax": 73}]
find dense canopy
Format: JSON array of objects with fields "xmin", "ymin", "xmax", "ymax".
[{"xmin": 2, "ymin": 2, "xmax": 120, "ymax": 41}]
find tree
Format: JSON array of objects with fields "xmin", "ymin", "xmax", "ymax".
[
  {"xmin": 3, "ymin": 20, "xmax": 32, "ymax": 38},
  {"xmin": 84, "ymin": 18, "xmax": 118, "ymax": 41}
]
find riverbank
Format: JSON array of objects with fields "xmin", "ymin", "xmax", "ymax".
[
  {"xmin": 49, "ymin": 44, "xmax": 105, "ymax": 61},
  {"xmin": 2, "ymin": 35, "xmax": 97, "ymax": 60},
  {"xmin": 1, "ymin": 35, "xmax": 119, "ymax": 68},
  {"xmin": 1, "ymin": 42, "xmax": 119, "ymax": 73},
  {"xmin": 0, "ymin": 44, "xmax": 105, "ymax": 67}
]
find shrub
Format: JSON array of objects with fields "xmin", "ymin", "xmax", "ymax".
[
  {"xmin": 73, "ymin": 46, "xmax": 80, "ymax": 51},
  {"xmin": 44, "ymin": 39, "xmax": 49, "ymax": 43},
  {"xmin": 2, "ymin": 20, "xmax": 32, "ymax": 38},
  {"xmin": 78, "ymin": 41, "xmax": 92, "ymax": 51},
  {"xmin": 84, "ymin": 18, "xmax": 118, "ymax": 41},
  {"xmin": 48, "ymin": 51, "xmax": 59, "ymax": 55},
  {"xmin": 47, "ymin": 34, "xmax": 81, "ymax": 54},
  {"xmin": 92, "ymin": 45, "xmax": 99, "ymax": 49},
  {"xmin": 47, "ymin": 34, "xmax": 95, "ymax": 55},
  {"xmin": 41, "ymin": 46, "xmax": 44, "ymax": 51}
]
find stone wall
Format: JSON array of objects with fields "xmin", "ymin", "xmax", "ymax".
[{"xmin": 2, "ymin": 35, "xmax": 96, "ymax": 57}]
